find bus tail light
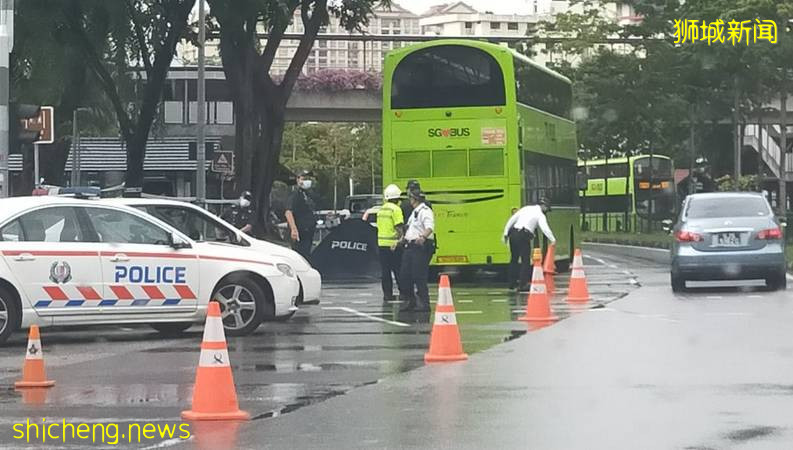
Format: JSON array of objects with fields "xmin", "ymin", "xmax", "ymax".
[
  {"xmin": 675, "ymin": 230, "xmax": 703, "ymax": 242},
  {"xmin": 757, "ymin": 228, "xmax": 782, "ymax": 240}
]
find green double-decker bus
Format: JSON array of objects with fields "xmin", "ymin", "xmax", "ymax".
[
  {"xmin": 578, "ymin": 154, "xmax": 676, "ymax": 232},
  {"xmin": 382, "ymin": 40, "xmax": 580, "ymax": 273}
]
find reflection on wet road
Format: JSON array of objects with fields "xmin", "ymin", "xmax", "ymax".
[{"xmin": 0, "ymin": 254, "xmax": 636, "ymax": 448}]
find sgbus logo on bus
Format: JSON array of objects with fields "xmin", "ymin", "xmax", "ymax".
[{"xmin": 427, "ymin": 127, "xmax": 471, "ymax": 138}]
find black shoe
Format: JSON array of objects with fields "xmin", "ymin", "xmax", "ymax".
[{"xmin": 400, "ymin": 303, "xmax": 416, "ymax": 312}]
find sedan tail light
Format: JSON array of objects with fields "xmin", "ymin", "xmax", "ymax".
[
  {"xmin": 675, "ymin": 230, "xmax": 703, "ymax": 242},
  {"xmin": 757, "ymin": 227, "xmax": 783, "ymax": 240}
]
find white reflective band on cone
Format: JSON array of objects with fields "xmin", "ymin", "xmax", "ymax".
[
  {"xmin": 572, "ymin": 269, "xmax": 586, "ymax": 278},
  {"xmin": 199, "ymin": 348, "xmax": 231, "ymax": 367},
  {"xmin": 573, "ymin": 255, "xmax": 584, "ymax": 268},
  {"xmin": 437, "ymin": 288, "xmax": 453, "ymax": 306},
  {"xmin": 530, "ymin": 284, "xmax": 546, "ymax": 294},
  {"xmin": 434, "ymin": 312, "xmax": 458, "ymax": 325},
  {"xmin": 25, "ymin": 339, "xmax": 43, "ymax": 360},
  {"xmin": 202, "ymin": 316, "xmax": 226, "ymax": 343}
]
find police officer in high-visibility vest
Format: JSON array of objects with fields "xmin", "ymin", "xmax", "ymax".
[{"xmin": 376, "ymin": 184, "xmax": 405, "ymax": 301}]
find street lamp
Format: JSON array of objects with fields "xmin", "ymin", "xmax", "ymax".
[{"xmin": 71, "ymin": 107, "xmax": 90, "ymax": 187}]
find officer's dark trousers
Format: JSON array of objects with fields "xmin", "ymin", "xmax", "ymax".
[
  {"xmin": 292, "ymin": 227, "xmax": 315, "ymax": 262},
  {"xmin": 378, "ymin": 246, "xmax": 401, "ymax": 300},
  {"xmin": 399, "ymin": 243, "xmax": 432, "ymax": 309},
  {"xmin": 508, "ymin": 228, "xmax": 533, "ymax": 290}
]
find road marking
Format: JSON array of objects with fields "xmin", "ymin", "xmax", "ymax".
[
  {"xmin": 458, "ymin": 299, "xmax": 473, "ymax": 303},
  {"xmin": 322, "ymin": 307, "xmax": 411, "ymax": 327},
  {"xmin": 706, "ymin": 296, "xmax": 723, "ymax": 299},
  {"xmin": 584, "ymin": 242, "xmax": 670, "ymax": 253},
  {"xmin": 747, "ymin": 295, "xmax": 763, "ymax": 299},
  {"xmin": 454, "ymin": 310, "xmax": 483, "ymax": 314},
  {"xmin": 491, "ymin": 299, "xmax": 507, "ymax": 303},
  {"xmin": 358, "ymin": 292, "xmax": 374, "ymax": 297},
  {"xmin": 351, "ymin": 300, "xmax": 368, "ymax": 304},
  {"xmin": 323, "ymin": 301, "xmax": 334, "ymax": 305}
]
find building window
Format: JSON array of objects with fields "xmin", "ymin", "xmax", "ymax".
[
  {"xmin": 490, "ymin": 22, "xmax": 501, "ymax": 30},
  {"xmin": 507, "ymin": 22, "xmax": 518, "ymax": 31},
  {"xmin": 465, "ymin": 22, "xmax": 473, "ymax": 29}
]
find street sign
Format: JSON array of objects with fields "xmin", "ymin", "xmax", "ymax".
[
  {"xmin": 21, "ymin": 106, "xmax": 54, "ymax": 144},
  {"xmin": 211, "ymin": 150, "xmax": 234, "ymax": 175}
]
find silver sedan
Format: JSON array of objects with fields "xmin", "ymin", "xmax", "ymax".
[{"xmin": 670, "ymin": 192, "xmax": 787, "ymax": 292}]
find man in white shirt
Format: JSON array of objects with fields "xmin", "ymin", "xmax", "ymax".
[
  {"xmin": 399, "ymin": 189, "xmax": 435, "ymax": 312},
  {"xmin": 503, "ymin": 197, "xmax": 556, "ymax": 291}
]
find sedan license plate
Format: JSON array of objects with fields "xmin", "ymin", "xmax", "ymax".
[{"xmin": 712, "ymin": 232, "xmax": 743, "ymax": 247}]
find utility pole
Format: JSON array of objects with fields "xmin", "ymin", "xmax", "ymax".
[
  {"xmin": 733, "ymin": 77, "xmax": 741, "ymax": 184},
  {"xmin": 196, "ymin": 0, "xmax": 207, "ymax": 204},
  {"xmin": 780, "ymin": 90, "xmax": 787, "ymax": 215},
  {"xmin": 0, "ymin": 0, "xmax": 13, "ymax": 197}
]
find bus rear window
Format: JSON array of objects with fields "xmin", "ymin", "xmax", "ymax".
[
  {"xmin": 396, "ymin": 151, "xmax": 431, "ymax": 178},
  {"xmin": 433, "ymin": 150, "xmax": 467, "ymax": 177},
  {"xmin": 391, "ymin": 45, "xmax": 506, "ymax": 109},
  {"xmin": 469, "ymin": 149, "xmax": 504, "ymax": 176}
]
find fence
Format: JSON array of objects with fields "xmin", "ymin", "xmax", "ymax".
[{"xmin": 581, "ymin": 212, "xmax": 666, "ymax": 234}]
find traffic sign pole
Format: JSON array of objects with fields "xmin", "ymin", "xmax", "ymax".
[{"xmin": 33, "ymin": 143, "xmax": 39, "ymax": 188}]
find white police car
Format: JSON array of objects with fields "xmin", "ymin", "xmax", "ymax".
[
  {"xmin": 110, "ymin": 198, "xmax": 322, "ymax": 309},
  {"xmin": 0, "ymin": 196, "xmax": 300, "ymax": 344}
]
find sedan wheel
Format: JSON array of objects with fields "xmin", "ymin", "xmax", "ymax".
[
  {"xmin": 212, "ymin": 277, "xmax": 267, "ymax": 336},
  {"xmin": 0, "ymin": 286, "xmax": 20, "ymax": 345}
]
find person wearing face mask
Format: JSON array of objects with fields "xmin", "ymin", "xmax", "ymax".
[
  {"xmin": 285, "ymin": 170, "xmax": 317, "ymax": 260},
  {"xmin": 222, "ymin": 191, "xmax": 255, "ymax": 234}
]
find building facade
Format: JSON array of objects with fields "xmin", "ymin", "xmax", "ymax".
[{"xmin": 177, "ymin": 2, "xmax": 420, "ymax": 74}]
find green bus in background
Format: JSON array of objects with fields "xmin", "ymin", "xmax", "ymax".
[
  {"xmin": 578, "ymin": 154, "xmax": 676, "ymax": 232},
  {"xmin": 382, "ymin": 40, "xmax": 580, "ymax": 274}
]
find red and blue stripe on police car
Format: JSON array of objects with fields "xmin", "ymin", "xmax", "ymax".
[{"xmin": 36, "ymin": 284, "xmax": 197, "ymax": 308}]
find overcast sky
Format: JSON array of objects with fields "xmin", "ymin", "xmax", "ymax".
[{"xmin": 396, "ymin": 0, "xmax": 535, "ymax": 15}]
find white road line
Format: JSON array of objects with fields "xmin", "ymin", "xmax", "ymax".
[
  {"xmin": 351, "ymin": 300, "xmax": 368, "ymax": 304},
  {"xmin": 588, "ymin": 256, "xmax": 609, "ymax": 265},
  {"xmin": 747, "ymin": 295, "xmax": 763, "ymax": 299},
  {"xmin": 706, "ymin": 296, "xmax": 723, "ymax": 299},
  {"xmin": 358, "ymin": 292, "xmax": 374, "ymax": 297},
  {"xmin": 458, "ymin": 299, "xmax": 473, "ymax": 303},
  {"xmin": 455, "ymin": 310, "xmax": 483, "ymax": 314},
  {"xmin": 491, "ymin": 299, "xmax": 507, "ymax": 303},
  {"xmin": 322, "ymin": 306, "xmax": 411, "ymax": 327}
]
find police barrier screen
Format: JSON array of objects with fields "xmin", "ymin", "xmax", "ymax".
[
  {"xmin": 578, "ymin": 154, "xmax": 676, "ymax": 232},
  {"xmin": 381, "ymin": 40, "xmax": 580, "ymax": 269}
]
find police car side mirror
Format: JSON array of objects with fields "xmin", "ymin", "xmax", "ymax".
[{"xmin": 169, "ymin": 233, "xmax": 192, "ymax": 250}]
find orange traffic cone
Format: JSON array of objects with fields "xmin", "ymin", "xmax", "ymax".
[
  {"xmin": 182, "ymin": 302, "xmax": 250, "ymax": 421},
  {"xmin": 543, "ymin": 244, "xmax": 556, "ymax": 295},
  {"xmin": 518, "ymin": 249, "xmax": 558, "ymax": 322},
  {"xmin": 567, "ymin": 248, "xmax": 591, "ymax": 303},
  {"xmin": 15, "ymin": 325, "xmax": 55, "ymax": 389},
  {"xmin": 425, "ymin": 275, "xmax": 468, "ymax": 363}
]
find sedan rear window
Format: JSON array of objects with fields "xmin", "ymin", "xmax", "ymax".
[{"xmin": 686, "ymin": 196, "xmax": 771, "ymax": 219}]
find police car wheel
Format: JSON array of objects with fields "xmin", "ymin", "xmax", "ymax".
[
  {"xmin": 149, "ymin": 322, "xmax": 193, "ymax": 336},
  {"xmin": 213, "ymin": 276, "xmax": 267, "ymax": 336},
  {"xmin": 0, "ymin": 286, "xmax": 20, "ymax": 345}
]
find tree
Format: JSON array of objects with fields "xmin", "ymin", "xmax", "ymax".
[
  {"xmin": 61, "ymin": 0, "xmax": 194, "ymax": 192},
  {"xmin": 282, "ymin": 122, "xmax": 382, "ymax": 210},
  {"xmin": 10, "ymin": 0, "xmax": 116, "ymax": 190},
  {"xmin": 207, "ymin": 0, "xmax": 389, "ymax": 233}
]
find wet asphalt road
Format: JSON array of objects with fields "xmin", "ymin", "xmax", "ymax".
[
  {"xmin": 223, "ymin": 245, "xmax": 793, "ymax": 450},
  {"xmin": 0, "ymin": 251, "xmax": 636, "ymax": 448}
]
